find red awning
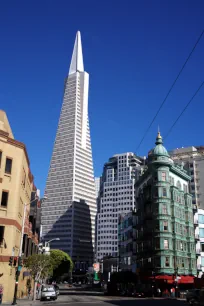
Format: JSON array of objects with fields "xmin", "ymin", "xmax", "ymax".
[
  {"xmin": 178, "ymin": 276, "xmax": 194, "ymax": 284},
  {"xmin": 150, "ymin": 275, "xmax": 194, "ymax": 284},
  {"xmin": 155, "ymin": 275, "xmax": 173, "ymax": 280}
]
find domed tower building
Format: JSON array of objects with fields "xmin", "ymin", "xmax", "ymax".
[{"xmin": 135, "ymin": 132, "xmax": 197, "ymax": 284}]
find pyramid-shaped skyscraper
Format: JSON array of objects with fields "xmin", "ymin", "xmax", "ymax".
[{"xmin": 41, "ymin": 32, "xmax": 96, "ymax": 266}]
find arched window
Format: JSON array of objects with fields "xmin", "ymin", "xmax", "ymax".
[{"xmin": 177, "ymin": 181, "xmax": 181, "ymax": 190}]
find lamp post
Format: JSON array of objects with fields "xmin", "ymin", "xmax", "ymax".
[
  {"xmin": 45, "ymin": 238, "xmax": 60, "ymax": 248},
  {"xmin": 175, "ymin": 266, "xmax": 178, "ymax": 298},
  {"xmin": 12, "ymin": 195, "xmax": 47, "ymax": 305},
  {"xmin": 43, "ymin": 238, "xmax": 60, "ymax": 255}
]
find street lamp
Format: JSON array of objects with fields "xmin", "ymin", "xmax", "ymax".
[
  {"xmin": 42, "ymin": 238, "xmax": 60, "ymax": 255},
  {"xmin": 12, "ymin": 195, "xmax": 47, "ymax": 305},
  {"xmin": 45, "ymin": 238, "xmax": 60, "ymax": 248}
]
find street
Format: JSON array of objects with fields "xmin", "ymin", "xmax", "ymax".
[{"xmin": 34, "ymin": 292, "xmax": 186, "ymax": 306}]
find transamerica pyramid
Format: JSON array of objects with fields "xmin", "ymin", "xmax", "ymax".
[{"xmin": 41, "ymin": 32, "xmax": 96, "ymax": 267}]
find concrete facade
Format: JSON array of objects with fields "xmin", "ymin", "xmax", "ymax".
[
  {"xmin": 41, "ymin": 32, "xmax": 96, "ymax": 265},
  {"xmin": 169, "ymin": 147, "xmax": 204, "ymax": 276},
  {"xmin": 118, "ymin": 211, "xmax": 137, "ymax": 272},
  {"xmin": 96, "ymin": 153, "xmax": 143, "ymax": 261},
  {"xmin": 0, "ymin": 111, "xmax": 37, "ymax": 302}
]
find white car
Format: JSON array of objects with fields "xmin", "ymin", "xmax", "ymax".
[{"xmin": 40, "ymin": 285, "xmax": 57, "ymax": 301}]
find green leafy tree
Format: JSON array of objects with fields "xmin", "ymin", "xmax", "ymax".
[
  {"xmin": 25, "ymin": 254, "xmax": 52, "ymax": 300},
  {"xmin": 50, "ymin": 249, "xmax": 73, "ymax": 281}
]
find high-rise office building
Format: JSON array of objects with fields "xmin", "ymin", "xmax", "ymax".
[
  {"xmin": 96, "ymin": 153, "xmax": 143, "ymax": 261},
  {"xmin": 41, "ymin": 32, "xmax": 96, "ymax": 265},
  {"xmin": 95, "ymin": 177, "xmax": 101, "ymax": 198},
  {"xmin": 169, "ymin": 146, "xmax": 204, "ymax": 277},
  {"xmin": 169, "ymin": 146, "xmax": 204, "ymax": 209}
]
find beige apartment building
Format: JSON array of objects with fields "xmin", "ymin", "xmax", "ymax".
[{"xmin": 0, "ymin": 110, "xmax": 38, "ymax": 302}]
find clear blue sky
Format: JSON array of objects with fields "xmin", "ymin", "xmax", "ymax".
[{"xmin": 0, "ymin": 0, "xmax": 203, "ymax": 194}]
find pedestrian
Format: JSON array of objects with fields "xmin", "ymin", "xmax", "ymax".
[
  {"xmin": 157, "ymin": 288, "xmax": 161, "ymax": 297},
  {"xmin": 171, "ymin": 287, "xmax": 175, "ymax": 298},
  {"xmin": 28, "ymin": 287, "xmax": 31, "ymax": 300},
  {"xmin": 0, "ymin": 284, "xmax": 3, "ymax": 304}
]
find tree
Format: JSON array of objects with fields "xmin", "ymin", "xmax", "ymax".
[
  {"xmin": 50, "ymin": 249, "xmax": 73, "ymax": 281},
  {"xmin": 25, "ymin": 254, "xmax": 52, "ymax": 300}
]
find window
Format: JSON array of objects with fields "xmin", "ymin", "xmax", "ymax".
[
  {"xmin": 155, "ymin": 221, "xmax": 160, "ymax": 231},
  {"xmin": 162, "ymin": 188, "xmax": 167, "ymax": 197},
  {"xmin": 198, "ymin": 215, "xmax": 204, "ymax": 224},
  {"xmin": 165, "ymin": 257, "xmax": 170, "ymax": 267},
  {"xmin": 201, "ymin": 257, "xmax": 204, "ymax": 266},
  {"xmin": 1, "ymin": 191, "xmax": 9, "ymax": 207},
  {"xmin": 5, "ymin": 158, "xmax": 12, "ymax": 174},
  {"xmin": 22, "ymin": 169, "xmax": 26, "ymax": 187},
  {"xmin": 162, "ymin": 172, "xmax": 166, "ymax": 181},
  {"xmin": 155, "ymin": 238, "xmax": 160, "ymax": 249},
  {"xmin": 200, "ymin": 229, "xmax": 204, "ymax": 238},
  {"xmin": 177, "ymin": 181, "xmax": 181, "ymax": 189},
  {"xmin": 0, "ymin": 151, "xmax": 2, "ymax": 167},
  {"xmin": 201, "ymin": 243, "xmax": 204, "ymax": 252},
  {"xmin": 162, "ymin": 204, "xmax": 167, "ymax": 214},
  {"xmin": 164, "ymin": 239, "xmax": 169, "ymax": 249},
  {"xmin": 0, "ymin": 226, "xmax": 5, "ymax": 244},
  {"xmin": 163, "ymin": 221, "xmax": 168, "ymax": 231},
  {"xmin": 172, "ymin": 177, "xmax": 174, "ymax": 185}
]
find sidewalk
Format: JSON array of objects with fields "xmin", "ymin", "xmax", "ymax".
[{"xmin": 3, "ymin": 298, "xmax": 41, "ymax": 306}]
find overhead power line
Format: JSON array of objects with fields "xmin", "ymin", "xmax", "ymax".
[
  {"xmin": 164, "ymin": 81, "xmax": 204, "ymax": 140},
  {"xmin": 136, "ymin": 29, "xmax": 204, "ymax": 152}
]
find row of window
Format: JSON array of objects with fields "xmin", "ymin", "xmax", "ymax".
[
  {"xmin": 98, "ymin": 240, "xmax": 118, "ymax": 245},
  {"xmin": 98, "ymin": 230, "xmax": 118, "ymax": 235},
  {"xmin": 153, "ymin": 257, "xmax": 196, "ymax": 269},
  {"xmin": 98, "ymin": 247, "xmax": 117, "ymax": 251},
  {"xmin": 104, "ymin": 180, "xmax": 134, "ymax": 187}
]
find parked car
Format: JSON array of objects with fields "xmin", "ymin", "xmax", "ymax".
[
  {"xmin": 134, "ymin": 291, "xmax": 145, "ymax": 298},
  {"xmin": 186, "ymin": 289, "xmax": 200, "ymax": 304},
  {"xmin": 54, "ymin": 285, "xmax": 60, "ymax": 296},
  {"xmin": 41, "ymin": 285, "xmax": 57, "ymax": 301}
]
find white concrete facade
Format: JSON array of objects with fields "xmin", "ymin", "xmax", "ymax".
[
  {"xmin": 194, "ymin": 209, "xmax": 204, "ymax": 277},
  {"xmin": 41, "ymin": 32, "xmax": 96, "ymax": 255},
  {"xmin": 95, "ymin": 177, "xmax": 101, "ymax": 198},
  {"xmin": 170, "ymin": 146, "xmax": 204, "ymax": 276},
  {"xmin": 96, "ymin": 153, "xmax": 143, "ymax": 260},
  {"xmin": 170, "ymin": 146, "xmax": 204, "ymax": 209}
]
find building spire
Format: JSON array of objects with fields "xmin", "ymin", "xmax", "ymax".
[
  {"xmin": 69, "ymin": 31, "xmax": 84, "ymax": 75},
  {"xmin": 155, "ymin": 131, "xmax": 163, "ymax": 145}
]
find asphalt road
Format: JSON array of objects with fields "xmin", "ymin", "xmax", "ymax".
[{"xmin": 43, "ymin": 294, "xmax": 186, "ymax": 306}]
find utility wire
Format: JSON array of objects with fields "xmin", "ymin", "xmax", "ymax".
[
  {"xmin": 136, "ymin": 29, "xmax": 204, "ymax": 153},
  {"xmin": 164, "ymin": 81, "xmax": 204, "ymax": 140}
]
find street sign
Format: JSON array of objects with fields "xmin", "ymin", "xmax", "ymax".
[{"xmin": 93, "ymin": 263, "xmax": 100, "ymax": 272}]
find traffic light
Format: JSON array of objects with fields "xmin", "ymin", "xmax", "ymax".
[
  {"xmin": 18, "ymin": 257, "xmax": 23, "ymax": 267},
  {"xmin": 9, "ymin": 256, "xmax": 13, "ymax": 266},
  {"xmin": 13, "ymin": 257, "xmax": 17, "ymax": 266}
]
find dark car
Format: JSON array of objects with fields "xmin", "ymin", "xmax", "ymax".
[
  {"xmin": 186, "ymin": 289, "xmax": 200, "ymax": 304},
  {"xmin": 133, "ymin": 290, "xmax": 145, "ymax": 298}
]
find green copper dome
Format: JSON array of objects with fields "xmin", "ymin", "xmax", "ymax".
[{"xmin": 153, "ymin": 132, "xmax": 169, "ymax": 157}]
